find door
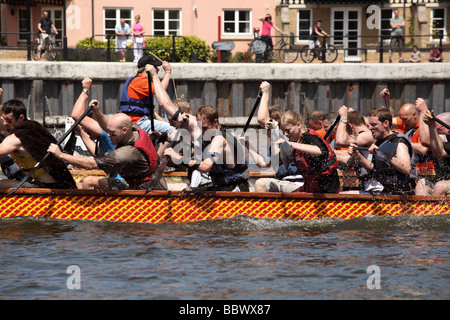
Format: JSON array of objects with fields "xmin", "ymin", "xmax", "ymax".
[{"xmin": 332, "ymin": 8, "xmax": 361, "ymax": 62}]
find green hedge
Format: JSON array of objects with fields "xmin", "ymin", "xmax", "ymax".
[{"xmin": 73, "ymin": 35, "xmax": 212, "ymax": 62}]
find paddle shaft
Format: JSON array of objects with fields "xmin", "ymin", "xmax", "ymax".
[
  {"xmin": 323, "ymin": 115, "xmax": 341, "ymax": 141},
  {"xmin": 243, "ymin": 92, "xmax": 262, "ymax": 133},
  {"xmin": 6, "ymin": 105, "xmax": 94, "ymax": 196},
  {"xmin": 433, "ymin": 115, "xmax": 450, "ymax": 131},
  {"xmin": 147, "ymin": 72, "xmax": 155, "ymax": 132}
]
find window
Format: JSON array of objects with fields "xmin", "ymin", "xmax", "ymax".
[
  {"xmin": 431, "ymin": 8, "xmax": 447, "ymax": 41},
  {"xmin": 223, "ymin": 9, "xmax": 251, "ymax": 35},
  {"xmin": 380, "ymin": 9, "xmax": 393, "ymax": 44},
  {"xmin": 104, "ymin": 8, "xmax": 132, "ymax": 38},
  {"xmin": 153, "ymin": 9, "xmax": 181, "ymax": 36},
  {"xmin": 297, "ymin": 9, "xmax": 311, "ymax": 41},
  {"xmin": 18, "ymin": 9, "xmax": 30, "ymax": 42}
]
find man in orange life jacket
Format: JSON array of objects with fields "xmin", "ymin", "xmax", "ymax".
[
  {"xmin": 119, "ymin": 54, "xmax": 172, "ymax": 133},
  {"xmin": 48, "ymin": 102, "xmax": 166, "ymax": 191},
  {"xmin": 0, "ymin": 99, "xmax": 76, "ymax": 189}
]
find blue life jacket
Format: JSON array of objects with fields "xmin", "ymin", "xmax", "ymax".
[{"xmin": 119, "ymin": 76, "xmax": 152, "ymax": 116}]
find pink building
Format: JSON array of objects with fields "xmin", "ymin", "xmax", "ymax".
[{"xmin": 0, "ymin": 0, "xmax": 278, "ymax": 54}]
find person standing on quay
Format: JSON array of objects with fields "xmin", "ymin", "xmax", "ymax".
[
  {"xmin": 132, "ymin": 15, "xmax": 145, "ymax": 63},
  {"xmin": 115, "ymin": 17, "xmax": 130, "ymax": 62}
]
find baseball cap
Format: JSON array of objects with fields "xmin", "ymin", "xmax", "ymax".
[{"xmin": 137, "ymin": 54, "xmax": 162, "ymax": 68}]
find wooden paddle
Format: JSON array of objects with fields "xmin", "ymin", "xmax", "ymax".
[
  {"xmin": 243, "ymin": 92, "xmax": 262, "ymax": 133},
  {"xmin": 145, "ymin": 119, "xmax": 187, "ymax": 192},
  {"xmin": 6, "ymin": 105, "xmax": 94, "ymax": 196},
  {"xmin": 323, "ymin": 115, "xmax": 341, "ymax": 141}
]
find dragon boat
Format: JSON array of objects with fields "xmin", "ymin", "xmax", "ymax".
[{"xmin": 0, "ymin": 170, "xmax": 448, "ymax": 224}]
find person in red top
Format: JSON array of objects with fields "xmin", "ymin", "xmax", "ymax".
[
  {"xmin": 258, "ymin": 14, "xmax": 285, "ymax": 59},
  {"xmin": 429, "ymin": 45, "xmax": 443, "ymax": 62}
]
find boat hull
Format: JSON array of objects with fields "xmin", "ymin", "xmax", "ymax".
[{"xmin": 0, "ymin": 189, "xmax": 448, "ymax": 224}]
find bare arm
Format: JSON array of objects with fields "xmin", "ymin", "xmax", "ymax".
[
  {"xmin": 148, "ymin": 65, "xmax": 182, "ymax": 122},
  {"xmin": 47, "ymin": 143, "xmax": 99, "ymax": 170},
  {"xmin": 160, "ymin": 61, "xmax": 172, "ymax": 91},
  {"xmin": 71, "ymin": 78, "xmax": 103, "ymax": 139},
  {"xmin": 335, "ymin": 106, "xmax": 353, "ymax": 147},
  {"xmin": 90, "ymin": 100, "xmax": 109, "ymax": 132},
  {"xmin": 0, "ymin": 134, "xmax": 21, "ymax": 159},
  {"xmin": 390, "ymin": 142, "xmax": 412, "ymax": 175},
  {"xmin": 257, "ymin": 81, "xmax": 271, "ymax": 128},
  {"xmin": 423, "ymin": 110, "xmax": 448, "ymax": 159},
  {"xmin": 416, "ymin": 98, "xmax": 431, "ymax": 148}
]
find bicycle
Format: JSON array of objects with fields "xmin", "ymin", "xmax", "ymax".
[
  {"xmin": 31, "ymin": 32, "xmax": 59, "ymax": 61},
  {"xmin": 299, "ymin": 37, "xmax": 338, "ymax": 63},
  {"xmin": 249, "ymin": 33, "xmax": 290, "ymax": 63}
]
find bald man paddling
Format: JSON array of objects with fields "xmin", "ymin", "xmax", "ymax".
[{"xmin": 48, "ymin": 100, "xmax": 167, "ymax": 191}]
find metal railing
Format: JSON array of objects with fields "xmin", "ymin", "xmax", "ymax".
[
  {"xmin": 89, "ymin": 34, "xmax": 187, "ymax": 62},
  {"xmin": 263, "ymin": 33, "xmax": 446, "ymax": 63}
]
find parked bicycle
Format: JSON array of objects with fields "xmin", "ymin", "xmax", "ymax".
[
  {"xmin": 299, "ymin": 37, "xmax": 338, "ymax": 63},
  {"xmin": 31, "ymin": 32, "xmax": 59, "ymax": 61},
  {"xmin": 250, "ymin": 33, "xmax": 294, "ymax": 63}
]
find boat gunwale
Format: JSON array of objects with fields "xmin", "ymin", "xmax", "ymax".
[{"xmin": 0, "ymin": 187, "xmax": 449, "ymax": 205}]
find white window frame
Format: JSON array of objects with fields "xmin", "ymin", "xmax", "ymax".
[
  {"xmin": 152, "ymin": 9, "xmax": 182, "ymax": 36},
  {"xmin": 430, "ymin": 7, "xmax": 447, "ymax": 42},
  {"xmin": 103, "ymin": 7, "xmax": 133, "ymax": 41},
  {"xmin": 18, "ymin": 8, "xmax": 32, "ymax": 42},
  {"xmin": 296, "ymin": 9, "xmax": 312, "ymax": 43},
  {"xmin": 222, "ymin": 9, "xmax": 252, "ymax": 36}
]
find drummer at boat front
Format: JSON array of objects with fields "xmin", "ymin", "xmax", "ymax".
[
  {"xmin": 347, "ymin": 107, "xmax": 416, "ymax": 195},
  {"xmin": 276, "ymin": 110, "xmax": 340, "ymax": 194},
  {"xmin": 48, "ymin": 103, "xmax": 167, "ymax": 191},
  {"xmin": 0, "ymin": 99, "xmax": 76, "ymax": 189}
]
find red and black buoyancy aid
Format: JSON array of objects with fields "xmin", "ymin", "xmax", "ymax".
[
  {"xmin": 119, "ymin": 127, "xmax": 159, "ymax": 186},
  {"xmin": 294, "ymin": 128, "xmax": 339, "ymax": 193}
]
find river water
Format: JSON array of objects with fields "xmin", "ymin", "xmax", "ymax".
[{"xmin": 0, "ymin": 214, "xmax": 449, "ymax": 302}]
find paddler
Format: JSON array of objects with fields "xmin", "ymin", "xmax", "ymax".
[
  {"xmin": 0, "ymin": 99, "xmax": 76, "ymax": 189},
  {"xmin": 147, "ymin": 63, "xmax": 250, "ymax": 192},
  {"xmin": 47, "ymin": 101, "xmax": 167, "ymax": 191},
  {"xmin": 277, "ymin": 110, "xmax": 340, "ymax": 193},
  {"xmin": 347, "ymin": 107, "xmax": 416, "ymax": 195}
]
